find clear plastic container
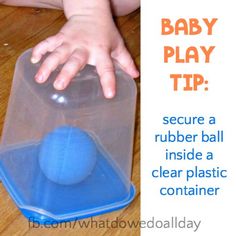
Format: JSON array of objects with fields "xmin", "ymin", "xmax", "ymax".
[{"xmin": 0, "ymin": 49, "xmax": 137, "ymax": 223}]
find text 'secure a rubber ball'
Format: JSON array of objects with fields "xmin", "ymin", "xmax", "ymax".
[{"xmin": 39, "ymin": 126, "xmax": 97, "ymax": 185}]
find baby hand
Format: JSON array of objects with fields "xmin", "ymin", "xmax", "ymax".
[{"xmin": 31, "ymin": 13, "xmax": 139, "ymax": 98}]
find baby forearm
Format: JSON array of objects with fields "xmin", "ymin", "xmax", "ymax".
[
  {"xmin": 1, "ymin": 0, "xmax": 112, "ymax": 19},
  {"xmin": 0, "ymin": 0, "xmax": 140, "ymax": 17}
]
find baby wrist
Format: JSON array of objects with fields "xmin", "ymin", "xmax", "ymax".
[{"xmin": 62, "ymin": 0, "xmax": 112, "ymax": 20}]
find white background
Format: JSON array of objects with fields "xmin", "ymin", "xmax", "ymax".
[{"xmin": 141, "ymin": 0, "xmax": 236, "ymax": 235}]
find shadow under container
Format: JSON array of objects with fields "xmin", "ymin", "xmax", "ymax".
[{"xmin": 0, "ymin": 49, "xmax": 137, "ymax": 223}]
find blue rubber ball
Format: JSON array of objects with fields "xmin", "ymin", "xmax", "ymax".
[{"xmin": 39, "ymin": 126, "xmax": 97, "ymax": 185}]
